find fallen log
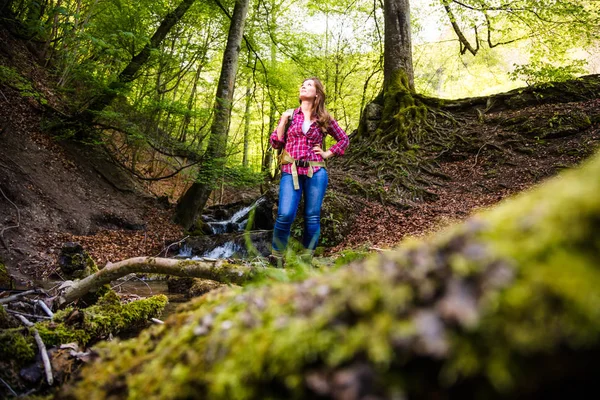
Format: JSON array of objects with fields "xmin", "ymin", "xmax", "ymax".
[
  {"xmin": 57, "ymin": 257, "xmax": 259, "ymax": 306},
  {"xmin": 59, "ymin": 149, "xmax": 600, "ymax": 399}
]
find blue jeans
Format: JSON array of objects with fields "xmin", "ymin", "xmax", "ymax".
[{"xmin": 272, "ymin": 169, "xmax": 328, "ymax": 253}]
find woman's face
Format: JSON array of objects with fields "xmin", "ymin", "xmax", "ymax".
[{"xmin": 300, "ymin": 80, "xmax": 317, "ymax": 101}]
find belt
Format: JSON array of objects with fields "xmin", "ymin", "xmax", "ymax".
[{"xmin": 280, "ymin": 150, "xmax": 326, "ymax": 190}]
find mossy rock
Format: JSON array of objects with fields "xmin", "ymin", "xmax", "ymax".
[
  {"xmin": 58, "ymin": 242, "xmax": 98, "ymax": 279},
  {"xmin": 289, "ymin": 190, "xmax": 359, "ymax": 249},
  {"xmin": 0, "ymin": 261, "xmax": 13, "ymax": 288},
  {"xmin": 62, "ymin": 151, "xmax": 600, "ymax": 399},
  {"xmin": 0, "ymin": 306, "xmax": 20, "ymax": 329},
  {"xmin": 0, "ymin": 328, "xmax": 35, "ymax": 364}
]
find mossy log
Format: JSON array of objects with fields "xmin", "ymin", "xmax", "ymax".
[
  {"xmin": 58, "ymin": 257, "xmax": 258, "ymax": 306},
  {"xmin": 61, "ymin": 151, "xmax": 600, "ymax": 399},
  {"xmin": 425, "ymin": 74, "xmax": 600, "ymax": 114}
]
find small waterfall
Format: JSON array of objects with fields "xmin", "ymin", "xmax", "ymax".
[
  {"xmin": 177, "ymin": 244, "xmax": 192, "ymax": 258},
  {"xmin": 202, "ymin": 242, "xmax": 242, "ymax": 259},
  {"xmin": 178, "ymin": 196, "xmax": 272, "ymax": 260},
  {"xmin": 206, "ymin": 197, "xmax": 266, "ymax": 234}
]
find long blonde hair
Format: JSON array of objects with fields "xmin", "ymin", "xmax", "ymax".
[{"xmin": 301, "ymin": 77, "xmax": 331, "ymax": 134}]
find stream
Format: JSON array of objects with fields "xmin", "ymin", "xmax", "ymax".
[{"xmin": 177, "ymin": 196, "xmax": 274, "ymax": 259}]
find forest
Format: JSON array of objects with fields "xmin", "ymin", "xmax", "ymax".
[{"xmin": 0, "ymin": 0, "xmax": 600, "ymax": 398}]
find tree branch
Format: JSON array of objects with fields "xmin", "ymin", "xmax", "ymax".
[{"xmin": 442, "ymin": 0, "xmax": 479, "ymax": 55}]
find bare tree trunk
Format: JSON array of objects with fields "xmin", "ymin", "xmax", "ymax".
[
  {"xmin": 261, "ymin": 41, "xmax": 278, "ymax": 180},
  {"xmin": 383, "ymin": 0, "xmax": 414, "ymax": 91},
  {"xmin": 243, "ymin": 75, "xmax": 252, "ymax": 167},
  {"xmin": 174, "ymin": 0, "xmax": 251, "ymax": 229}
]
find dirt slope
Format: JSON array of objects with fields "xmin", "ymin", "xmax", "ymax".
[{"xmin": 0, "ymin": 28, "xmax": 182, "ymax": 286}]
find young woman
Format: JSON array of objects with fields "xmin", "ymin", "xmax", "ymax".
[{"xmin": 269, "ymin": 77, "xmax": 349, "ymax": 266}]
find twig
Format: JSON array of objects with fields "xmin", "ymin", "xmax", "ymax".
[
  {"xmin": 472, "ymin": 143, "xmax": 489, "ymax": 168},
  {"xmin": 156, "ymin": 235, "xmax": 189, "ymax": 257},
  {"xmin": 0, "ymin": 89, "xmax": 7, "ymax": 102},
  {"xmin": 15, "ymin": 315, "xmax": 53, "ymax": 385},
  {"xmin": 0, "ymin": 377, "xmax": 18, "ymax": 397},
  {"xmin": 32, "ymin": 328, "xmax": 54, "ymax": 386},
  {"xmin": 0, "ymin": 289, "xmax": 41, "ymax": 305},
  {"xmin": 151, "ymin": 318, "xmax": 164, "ymax": 325},
  {"xmin": 6, "ymin": 309, "xmax": 51, "ymax": 320},
  {"xmin": 15, "ymin": 313, "xmax": 35, "ymax": 327},
  {"xmin": 0, "ymin": 185, "xmax": 21, "ymax": 251},
  {"xmin": 36, "ymin": 300, "xmax": 54, "ymax": 318}
]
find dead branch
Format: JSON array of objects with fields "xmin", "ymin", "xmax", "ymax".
[
  {"xmin": 156, "ymin": 235, "xmax": 189, "ymax": 257},
  {"xmin": 15, "ymin": 314, "xmax": 54, "ymax": 386},
  {"xmin": 14, "ymin": 313, "xmax": 35, "ymax": 327},
  {"xmin": 33, "ymin": 328, "xmax": 54, "ymax": 386},
  {"xmin": 6, "ymin": 309, "xmax": 51, "ymax": 321},
  {"xmin": 0, "ymin": 377, "xmax": 18, "ymax": 397},
  {"xmin": 58, "ymin": 257, "xmax": 258, "ymax": 305},
  {"xmin": 36, "ymin": 299, "xmax": 54, "ymax": 318},
  {"xmin": 0, "ymin": 289, "xmax": 44, "ymax": 305}
]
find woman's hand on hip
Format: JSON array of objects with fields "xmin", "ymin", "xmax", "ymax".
[{"xmin": 313, "ymin": 145, "xmax": 333, "ymax": 159}]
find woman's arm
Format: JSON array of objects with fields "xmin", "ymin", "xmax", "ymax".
[
  {"xmin": 269, "ymin": 110, "xmax": 294, "ymax": 149},
  {"xmin": 325, "ymin": 118, "xmax": 350, "ymax": 157}
]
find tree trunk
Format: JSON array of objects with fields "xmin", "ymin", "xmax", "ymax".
[
  {"xmin": 76, "ymin": 0, "xmax": 197, "ymax": 126},
  {"xmin": 383, "ymin": 0, "xmax": 414, "ymax": 92},
  {"xmin": 243, "ymin": 75, "xmax": 252, "ymax": 167},
  {"xmin": 261, "ymin": 41, "xmax": 278, "ymax": 180},
  {"xmin": 174, "ymin": 0, "xmax": 251, "ymax": 229}
]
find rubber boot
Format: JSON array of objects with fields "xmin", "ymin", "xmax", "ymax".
[
  {"xmin": 300, "ymin": 250, "xmax": 314, "ymax": 265},
  {"xmin": 268, "ymin": 250, "xmax": 284, "ymax": 268}
]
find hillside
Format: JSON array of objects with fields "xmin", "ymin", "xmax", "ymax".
[{"xmin": 1, "ymin": 24, "xmax": 599, "ymax": 287}]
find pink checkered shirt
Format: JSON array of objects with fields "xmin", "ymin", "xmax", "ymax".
[{"xmin": 270, "ymin": 107, "xmax": 349, "ymax": 176}]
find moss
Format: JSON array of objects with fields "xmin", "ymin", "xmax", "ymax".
[
  {"xmin": 0, "ymin": 65, "xmax": 47, "ymax": 105},
  {"xmin": 0, "ymin": 261, "xmax": 13, "ymax": 288},
  {"xmin": 0, "ymin": 328, "xmax": 35, "ymax": 363},
  {"xmin": 36, "ymin": 291, "xmax": 168, "ymax": 347},
  {"xmin": 58, "ymin": 243, "xmax": 99, "ymax": 280},
  {"xmin": 64, "ymin": 152, "xmax": 600, "ymax": 398},
  {"xmin": 0, "ymin": 306, "xmax": 20, "ymax": 329}
]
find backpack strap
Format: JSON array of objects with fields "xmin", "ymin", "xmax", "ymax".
[{"xmin": 283, "ymin": 108, "xmax": 295, "ymax": 144}]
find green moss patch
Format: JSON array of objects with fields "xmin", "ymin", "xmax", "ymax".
[{"xmin": 36, "ymin": 291, "xmax": 168, "ymax": 347}]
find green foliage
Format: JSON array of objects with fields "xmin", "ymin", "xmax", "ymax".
[
  {"xmin": 222, "ymin": 163, "xmax": 266, "ymax": 188},
  {"xmin": 509, "ymin": 60, "xmax": 588, "ymax": 86}
]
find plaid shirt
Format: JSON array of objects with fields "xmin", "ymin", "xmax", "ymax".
[{"xmin": 270, "ymin": 107, "xmax": 349, "ymax": 176}]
